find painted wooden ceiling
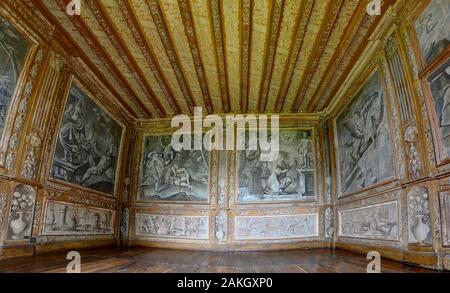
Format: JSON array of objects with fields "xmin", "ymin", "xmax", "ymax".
[{"xmin": 37, "ymin": 0, "xmax": 394, "ymax": 119}]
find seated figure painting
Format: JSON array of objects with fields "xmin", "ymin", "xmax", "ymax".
[
  {"xmin": 51, "ymin": 85, "xmax": 123, "ymax": 195},
  {"xmin": 237, "ymin": 129, "xmax": 316, "ymax": 203},
  {"xmin": 139, "ymin": 135, "xmax": 209, "ymax": 202}
]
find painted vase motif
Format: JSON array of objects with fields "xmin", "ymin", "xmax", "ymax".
[
  {"xmin": 412, "ymin": 215, "xmax": 430, "ymax": 243},
  {"xmin": 10, "ymin": 211, "xmax": 27, "ymax": 239}
]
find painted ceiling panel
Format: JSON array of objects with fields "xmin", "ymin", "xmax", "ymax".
[{"xmin": 38, "ymin": 0, "xmax": 391, "ymax": 119}]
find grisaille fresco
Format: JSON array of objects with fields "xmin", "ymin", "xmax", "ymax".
[
  {"xmin": 51, "ymin": 85, "xmax": 123, "ymax": 195},
  {"xmin": 407, "ymin": 187, "xmax": 432, "ymax": 244},
  {"xmin": 139, "ymin": 135, "xmax": 209, "ymax": 202},
  {"xmin": 0, "ymin": 15, "xmax": 30, "ymax": 139},
  {"xmin": 415, "ymin": 0, "xmax": 449, "ymax": 65},
  {"xmin": 339, "ymin": 201, "xmax": 398, "ymax": 240},
  {"xmin": 235, "ymin": 214, "xmax": 318, "ymax": 240},
  {"xmin": 43, "ymin": 201, "xmax": 114, "ymax": 235},
  {"xmin": 336, "ymin": 71, "xmax": 394, "ymax": 194},
  {"xmin": 428, "ymin": 60, "xmax": 450, "ymax": 157},
  {"xmin": 238, "ymin": 130, "xmax": 315, "ymax": 202},
  {"xmin": 136, "ymin": 214, "xmax": 209, "ymax": 239},
  {"xmin": 440, "ymin": 192, "xmax": 450, "ymax": 246},
  {"xmin": 7, "ymin": 185, "xmax": 36, "ymax": 240}
]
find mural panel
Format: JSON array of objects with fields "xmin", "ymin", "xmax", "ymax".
[
  {"xmin": 136, "ymin": 214, "xmax": 209, "ymax": 239},
  {"xmin": 427, "ymin": 60, "xmax": 450, "ymax": 158},
  {"xmin": 338, "ymin": 201, "xmax": 399, "ymax": 240},
  {"xmin": 414, "ymin": 0, "xmax": 449, "ymax": 65},
  {"xmin": 7, "ymin": 185, "xmax": 35, "ymax": 240},
  {"xmin": 440, "ymin": 192, "xmax": 450, "ymax": 246},
  {"xmin": 238, "ymin": 130, "xmax": 316, "ymax": 202},
  {"xmin": 234, "ymin": 214, "xmax": 319, "ymax": 240},
  {"xmin": 336, "ymin": 71, "xmax": 395, "ymax": 194},
  {"xmin": 139, "ymin": 135, "xmax": 209, "ymax": 202},
  {"xmin": 0, "ymin": 15, "xmax": 30, "ymax": 139},
  {"xmin": 43, "ymin": 201, "xmax": 114, "ymax": 235},
  {"xmin": 51, "ymin": 84, "xmax": 123, "ymax": 195}
]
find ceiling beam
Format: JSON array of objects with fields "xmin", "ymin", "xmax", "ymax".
[
  {"xmin": 305, "ymin": 0, "xmax": 367, "ymax": 112},
  {"xmin": 33, "ymin": 0, "xmax": 142, "ymax": 119},
  {"xmin": 146, "ymin": 0, "xmax": 195, "ymax": 114},
  {"xmin": 257, "ymin": 0, "xmax": 285, "ymax": 113},
  {"xmin": 118, "ymin": 0, "xmax": 186, "ymax": 117},
  {"xmin": 209, "ymin": 0, "xmax": 230, "ymax": 113},
  {"xmin": 273, "ymin": 0, "xmax": 314, "ymax": 113},
  {"xmin": 54, "ymin": 0, "xmax": 155, "ymax": 118},
  {"xmin": 318, "ymin": 0, "xmax": 395, "ymax": 112},
  {"xmin": 178, "ymin": 0, "xmax": 214, "ymax": 114},
  {"xmin": 86, "ymin": 0, "xmax": 171, "ymax": 117},
  {"xmin": 240, "ymin": 0, "xmax": 252, "ymax": 113},
  {"xmin": 291, "ymin": 0, "xmax": 344, "ymax": 112}
]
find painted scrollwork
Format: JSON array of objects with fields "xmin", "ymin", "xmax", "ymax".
[
  {"xmin": 120, "ymin": 207, "xmax": 129, "ymax": 240},
  {"xmin": 21, "ymin": 132, "xmax": 42, "ymax": 179},
  {"xmin": 325, "ymin": 207, "xmax": 334, "ymax": 239},
  {"xmin": 0, "ymin": 192, "xmax": 7, "ymax": 240},
  {"xmin": 215, "ymin": 212, "xmax": 227, "ymax": 242},
  {"xmin": 6, "ymin": 48, "xmax": 45, "ymax": 171},
  {"xmin": 404, "ymin": 126, "xmax": 422, "ymax": 179}
]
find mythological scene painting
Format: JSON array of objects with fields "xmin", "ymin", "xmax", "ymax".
[
  {"xmin": 235, "ymin": 214, "xmax": 318, "ymax": 240},
  {"xmin": 43, "ymin": 201, "xmax": 114, "ymax": 235},
  {"xmin": 139, "ymin": 135, "xmax": 209, "ymax": 202},
  {"xmin": 51, "ymin": 85, "xmax": 123, "ymax": 195},
  {"xmin": 0, "ymin": 15, "xmax": 30, "ymax": 139},
  {"xmin": 238, "ymin": 130, "xmax": 316, "ymax": 203},
  {"xmin": 336, "ymin": 71, "xmax": 395, "ymax": 194},
  {"xmin": 339, "ymin": 201, "xmax": 398, "ymax": 240},
  {"xmin": 415, "ymin": 0, "xmax": 449, "ymax": 65},
  {"xmin": 428, "ymin": 60, "xmax": 450, "ymax": 158},
  {"xmin": 136, "ymin": 214, "xmax": 209, "ymax": 239}
]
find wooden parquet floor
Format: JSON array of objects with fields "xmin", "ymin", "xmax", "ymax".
[{"xmin": 0, "ymin": 247, "xmax": 440, "ymax": 273}]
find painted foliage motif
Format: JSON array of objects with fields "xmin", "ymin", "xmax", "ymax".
[
  {"xmin": 139, "ymin": 135, "xmax": 209, "ymax": 202},
  {"xmin": 136, "ymin": 214, "xmax": 209, "ymax": 239},
  {"xmin": 51, "ymin": 85, "xmax": 123, "ymax": 195},
  {"xmin": 415, "ymin": 0, "xmax": 449, "ymax": 65},
  {"xmin": 428, "ymin": 60, "xmax": 450, "ymax": 157},
  {"xmin": 339, "ymin": 201, "xmax": 398, "ymax": 240},
  {"xmin": 43, "ymin": 201, "xmax": 114, "ymax": 235},
  {"xmin": 7, "ymin": 185, "xmax": 35, "ymax": 240},
  {"xmin": 0, "ymin": 16, "xmax": 30, "ymax": 139},
  {"xmin": 336, "ymin": 71, "xmax": 394, "ymax": 194},
  {"xmin": 235, "ymin": 214, "xmax": 318, "ymax": 240},
  {"xmin": 238, "ymin": 130, "xmax": 315, "ymax": 202}
]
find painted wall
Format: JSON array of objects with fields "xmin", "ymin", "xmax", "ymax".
[
  {"xmin": 328, "ymin": 0, "xmax": 450, "ymax": 270},
  {"xmin": 127, "ymin": 116, "xmax": 329, "ymax": 251},
  {"xmin": 0, "ymin": 1, "xmax": 132, "ymax": 259}
]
